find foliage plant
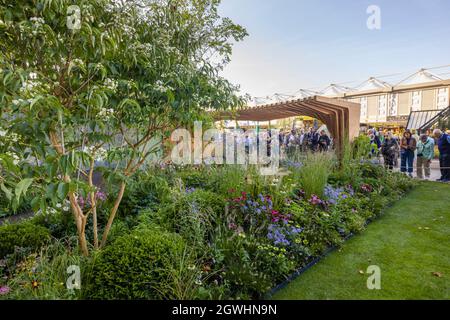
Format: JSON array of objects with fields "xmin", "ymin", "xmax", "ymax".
[
  {"xmin": 297, "ymin": 152, "xmax": 335, "ymax": 198},
  {"xmin": 0, "ymin": 0, "xmax": 247, "ymax": 255}
]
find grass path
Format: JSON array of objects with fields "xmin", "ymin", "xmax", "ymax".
[{"xmin": 273, "ymin": 181, "xmax": 450, "ymax": 300}]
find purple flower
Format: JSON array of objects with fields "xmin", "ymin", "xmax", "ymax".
[
  {"xmin": 96, "ymin": 191, "xmax": 107, "ymax": 201},
  {"xmin": 186, "ymin": 187, "xmax": 196, "ymax": 194},
  {"xmin": 0, "ymin": 286, "xmax": 10, "ymax": 295}
]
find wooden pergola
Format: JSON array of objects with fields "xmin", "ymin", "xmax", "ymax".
[{"xmin": 217, "ymin": 96, "xmax": 361, "ymax": 151}]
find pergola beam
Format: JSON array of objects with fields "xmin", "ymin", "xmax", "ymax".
[{"xmin": 216, "ymin": 96, "xmax": 361, "ymax": 152}]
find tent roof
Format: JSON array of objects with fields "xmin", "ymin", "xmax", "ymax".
[
  {"xmin": 320, "ymin": 84, "xmax": 353, "ymax": 96},
  {"xmin": 355, "ymin": 77, "xmax": 391, "ymax": 91},
  {"xmin": 396, "ymin": 69, "xmax": 442, "ymax": 86}
]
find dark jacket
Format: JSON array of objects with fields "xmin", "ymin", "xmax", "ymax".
[
  {"xmin": 437, "ymin": 133, "xmax": 450, "ymax": 157},
  {"xmin": 381, "ymin": 138, "xmax": 398, "ymax": 157}
]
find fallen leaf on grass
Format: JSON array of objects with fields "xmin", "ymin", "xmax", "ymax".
[
  {"xmin": 359, "ymin": 270, "xmax": 364, "ymax": 275},
  {"xmin": 432, "ymin": 272, "xmax": 443, "ymax": 278}
]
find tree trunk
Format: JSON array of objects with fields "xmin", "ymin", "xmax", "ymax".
[
  {"xmin": 50, "ymin": 131, "xmax": 90, "ymax": 256},
  {"xmin": 88, "ymin": 160, "xmax": 99, "ymax": 249},
  {"xmin": 100, "ymin": 181, "xmax": 126, "ymax": 248}
]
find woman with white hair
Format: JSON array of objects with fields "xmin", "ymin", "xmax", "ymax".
[{"xmin": 433, "ymin": 129, "xmax": 450, "ymax": 182}]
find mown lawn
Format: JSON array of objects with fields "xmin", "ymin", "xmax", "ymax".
[{"xmin": 273, "ymin": 181, "xmax": 450, "ymax": 300}]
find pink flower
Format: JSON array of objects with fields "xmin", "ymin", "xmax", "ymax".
[
  {"xmin": 228, "ymin": 222, "xmax": 237, "ymax": 230},
  {"xmin": 309, "ymin": 194, "xmax": 322, "ymax": 206},
  {"xmin": 361, "ymin": 184, "xmax": 373, "ymax": 193},
  {"xmin": 0, "ymin": 286, "xmax": 10, "ymax": 295}
]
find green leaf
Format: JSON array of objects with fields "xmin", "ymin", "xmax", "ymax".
[
  {"xmin": 0, "ymin": 183, "xmax": 12, "ymax": 201},
  {"xmin": 57, "ymin": 182, "xmax": 69, "ymax": 200},
  {"xmin": 15, "ymin": 178, "xmax": 33, "ymax": 203}
]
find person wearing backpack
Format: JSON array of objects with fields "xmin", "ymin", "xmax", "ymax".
[
  {"xmin": 416, "ymin": 134, "xmax": 434, "ymax": 179},
  {"xmin": 433, "ymin": 129, "xmax": 450, "ymax": 182}
]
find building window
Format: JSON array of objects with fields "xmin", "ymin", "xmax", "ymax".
[
  {"xmin": 411, "ymin": 91, "xmax": 422, "ymax": 111},
  {"xmin": 437, "ymin": 88, "xmax": 449, "ymax": 110},
  {"xmin": 378, "ymin": 95, "xmax": 387, "ymax": 119},
  {"xmin": 360, "ymin": 97, "xmax": 368, "ymax": 120},
  {"xmin": 389, "ymin": 93, "xmax": 398, "ymax": 116}
]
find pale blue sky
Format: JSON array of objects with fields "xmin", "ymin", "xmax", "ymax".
[{"xmin": 218, "ymin": 0, "xmax": 450, "ymax": 98}]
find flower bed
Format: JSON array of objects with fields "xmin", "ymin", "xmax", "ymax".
[{"xmin": 0, "ymin": 152, "xmax": 414, "ymax": 300}]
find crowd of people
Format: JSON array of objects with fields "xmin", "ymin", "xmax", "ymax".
[
  {"xmin": 367, "ymin": 127, "xmax": 450, "ymax": 182},
  {"xmin": 279, "ymin": 128, "xmax": 332, "ymax": 156}
]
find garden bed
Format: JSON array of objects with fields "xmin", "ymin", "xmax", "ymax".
[{"xmin": 0, "ymin": 152, "xmax": 415, "ymax": 300}]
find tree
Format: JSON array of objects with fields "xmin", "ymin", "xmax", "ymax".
[{"xmin": 0, "ymin": 0, "xmax": 247, "ymax": 255}]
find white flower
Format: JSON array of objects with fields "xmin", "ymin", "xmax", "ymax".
[
  {"xmin": 20, "ymin": 80, "xmax": 39, "ymax": 92},
  {"xmin": 55, "ymin": 203, "xmax": 62, "ymax": 208},
  {"xmin": 6, "ymin": 151, "xmax": 20, "ymax": 165},
  {"xmin": 154, "ymin": 80, "xmax": 169, "ymax": 93},
  {"xmin": 194, "ymin": 280, "xmax": 202, "ymax": 286},
  {"xmin": 63, "ymin": 206, "xmax": 70, "ymax": 212},
  {"xmin": 83, "ymin": 146, "xmax": 107, "ymax": 162},
  {"xmin": 72, "ymin": 58, "xmax": 84, "ymax": 66},
  {"xmin": 30, "ymin": 17, "xmax": 45, "ymax": 25},
  {"xmin": 29, "ymin": 72, "xmax": 38, "ymax": 80},
  {"xmin": 97, "ymin": 107, "xmax": 114, "ymax": 118},
  {"xmin": 104, "ymin": 78, "xmax": 118, "ymax": 91},
  {"xmin": 12, "ymin": 99, "xmax": 23, "ymax": 106}
]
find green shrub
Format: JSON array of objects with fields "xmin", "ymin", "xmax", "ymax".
[
  {"xmin": 119, "ymin": 172, "xmax": 173, "ymax": 216},
  {"xmin": 0, "ymin": 222, "xmax": 51, "ymax": 258},
  {"xmin": 31, "ymin": 212, "xmax": 76, "ymax": 239},
  {"xmin": 85, "ymin": 227, "xmax": 185, "ymax": 299},
  {"xmin": 154, "ymin": 189, "xmax": 226, "ymax": 247}
]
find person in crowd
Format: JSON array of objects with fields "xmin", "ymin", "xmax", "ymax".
[
  {"xmin": 286, "ymin": 130, "xmax": 297, "ymax": 157},
  {"xmin": 416, "ymin": 134, "xmax": 435, "ymax": 179},
  {"xmin": 301, "ymin": 129, "xmax": 309, "ymax": 152},
  {"xmin": 378, "ymin": 129, "xmax": 385, "ymax": 145},
  {"xmin": 243, "ymin": 129, "xmax": 251, "ymax": 155},
  {"xmin": 433, "ymin": 129, "xmax": 450, "ymax": 182},
  {"xmin": 411, "ymin": 129, "xmax": 420, "ymax": 159},
  {"xmin": 400, "ymin": 129, "xmax": 417, "ymax": 177},
  {"xmin": 318, "ymin": 130, "xmax": 331, "ymax": 152},
  {"xmin": 381, "ymin": 131, "xmax": 399, "ymax": 170},
  {"xmin": 298, "ymin": 130, "xmax": 305, "ymax": 152},
  {"xmin": 368, "ymin": 129, "xmax": 381, "ymax": 158},
  {"xmin": 308, "ymin": 128, "xmax": 320, "ymax": 152}
]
